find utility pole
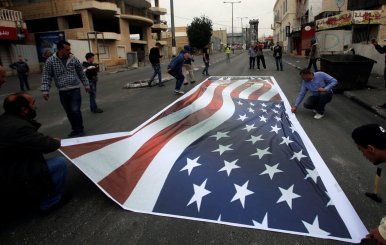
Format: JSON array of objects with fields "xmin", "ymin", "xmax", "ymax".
[
  {"xmin": 237, "ymin": 17, "xmax": 248, "ymax": 48},
  {"xmin": 223, "ymin": 1, "xmax": 241, "ymax": 45},
  {"xmin": 170, "ymin": 0, "xmax": 176, "ymax": 56}
]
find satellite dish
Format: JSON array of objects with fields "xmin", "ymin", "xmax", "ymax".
[
  {"xmin": 304, "ymin": 26, "xmax": 311, "ymax": 31},
  {"xmin": 336, "ymin": 0, "xmax": 345, "ymax": 8}
]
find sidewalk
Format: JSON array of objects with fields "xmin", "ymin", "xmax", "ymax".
[{"xmin": 279, "ymin": 51, "xmax": 386, "ymax": 119}]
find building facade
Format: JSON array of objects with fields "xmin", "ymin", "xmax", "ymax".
[{"xmin": 5, "ymin": 0, "xmax": 167, "ymax": 69}]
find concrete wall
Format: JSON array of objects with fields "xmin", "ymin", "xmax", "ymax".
[
  {"xmin": 322, "ymin": 0, "xmax": 348, "ymax": 12},
  {"xmin": 352, "ymin": 43, "xmax": 384, "ymax": 75}
]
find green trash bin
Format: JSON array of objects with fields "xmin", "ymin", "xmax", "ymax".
[{"xmin": 320, "ymin": 54, "xmax": 376, "ymax": 91}]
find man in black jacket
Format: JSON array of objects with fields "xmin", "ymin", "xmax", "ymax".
[
  {"xmin": 83, "ymin": 52, "xmax": 103, "ymax": 113},
  {"xmin": 0, "ymin": 92, "xmax": 69, "ymax": 212},
  {"xmin": 148, "ymin": 42, "xmax": 164, "ymax": 87},
  {"xmin": 10, "ymin": 55, "xmax": 30, "ymax": 91}
]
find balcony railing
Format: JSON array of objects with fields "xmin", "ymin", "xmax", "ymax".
[{"xmin": 0, "ymin": 9, "xmax": 23, "ymax": 21}]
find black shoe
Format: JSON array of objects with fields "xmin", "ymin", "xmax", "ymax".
[
  {"xmin": 40, "ymin": 192, "xmax": 73, "ymax": 215},
  {"xmin": 184, "ymin": 82, "xmax": 189, "ymax": 85},
  {"xmin": 68, "ymin": 131, "xmax": 85, "ymax": 138},
  {"xmin": 148, "ymin": 81, "xmax": 152, "ymax": 87},
  {"xmin": 91, "ymin": 108, "xmax": 104, "ymax": 113},
  {"xmin": 158, "ymin": 83, "xmax": 165, "ymax": 87},
  {"xmin": 190, "ymin": 81, "xmax": 196, "ymax": 84},
  {"xmin": 201, "ymin": 72, "xmax": 205, "ymax": 75}
]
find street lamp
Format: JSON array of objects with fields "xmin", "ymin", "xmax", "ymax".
[{"xmin": 223, "ymin": 1, "xmax": 241, "ymax": 45}]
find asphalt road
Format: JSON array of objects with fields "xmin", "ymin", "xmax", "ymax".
[{"xmin": 1, "ymin": 51, "xmax": 385, "ymax": 245}]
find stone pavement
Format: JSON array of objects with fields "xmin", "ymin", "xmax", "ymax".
[{"xmin": 279, "ymin": 52, "xmax": 386, "ymax": 119}]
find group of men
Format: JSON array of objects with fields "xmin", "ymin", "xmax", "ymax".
[
  {"xmin": 247, "ymin": 42, "xmax": 267, "ymax": 70},
  {"xmin": 1, "ymin": 39, "xmax": 386, "ymax": 244}
]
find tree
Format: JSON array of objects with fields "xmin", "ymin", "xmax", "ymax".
[{"xmin": 187, "ymin": 16, "xmax": 213, "ymax": 50}]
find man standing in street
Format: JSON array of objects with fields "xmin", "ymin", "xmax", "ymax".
[
  {"xmin": 0, "ymin": 92, "xmax": 69, "ymax": 213},
  {"xmin": 10, "ymin": 55, "xmax": 30, "ymax": 91},
  {"xmin": 148, "ymin": 42, "xmax": 164, "ymax": 87},
  {"xmin": 291, "ymin": 68, "xmax": 337, "ymax": 119},
  {"xmin": 225, "ymin": 45, "xmax": 231, "ymax": 63},
  {"xmin": 202, "ymin": 46, "xmax": 210, "ymax": 76},
  {"xmin": 255, "ymin": 42, "xmax": 266, "ymax": 70},
  {"xmin": 168, "ymin": 45, "xmax": 191, "ymax": 95},
  {"xmin": 41, "ymin": 40, "xmax": 90, "ymax": 138},
  {"xmin": 83, "ymin": 52, "xmax": 103, "ymax": 113},
  {"xmin": 307, "ymin": 39, "xmax": 320, "ymax": 72},
  {"xmin": 248, "ymin": 44, "xmax": 256, "ymax": 69},
  {"xmin": 352, "ymin": 124, "xmax": 386, "ymax": 245},
  {"xmin": 273, "ymin": 42, "xmax": 283, "ymax": 71}
]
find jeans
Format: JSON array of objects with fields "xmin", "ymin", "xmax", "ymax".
[
  {"xmin": 18, "ymin": 73, "xmax": 30, "ymax": 91},
  {"xmin": 249, "ymin": 57, "xmax": 255, "ymax": 68},
  {"xmin": 256, "ymin": 55, "xmax": 266, "ymax": 69},
  {"xmin": 275, "ymin": 57, "xmax": 283, "ymax": 70},
  {"xmin": 303, "ymin": 92, "xmax": 333, "ymax": 114},
  {"xmin": 150, "ymin": 63, "xmax": 162, "ymax": 84},
  {"xmin": 169, "ymin": 70, "xmax": 185, "ymax": 91},
  {"xmin": 202, "ymin": 62, "xmax": 210, "ymax": 75},
  {"xmin": 40, "ymin": 157, "xmax": 67, "ymax": 210},
  {"xmin": 307, "ymin": 58, "xmax": 318, "ymax": 72},
  {"xmin": 183, "ymin": 64, "xmax": 195, "ymax": 82},
  {"xmin": 59, "ymin": 88, "xmax": 84, "ymax": 134},
  {"xmin": 89, "ymin": 82, "xmax": 98, "ymax": 111}
]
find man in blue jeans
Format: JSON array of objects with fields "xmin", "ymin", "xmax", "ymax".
[
  {"xmin": 41, "ymin": 40, "xmax": 90, "ymax": 138},
  {"xmin": 0, "ymin": 93, "xmax": 70, "ymax": 214},
  {"xmin": 291, "ymin": 69, "xmax": 337, "ymax": 119},
  {"xmin": 168, "ymin": 45, "xmax": 191, "ymax": 95},
  {"xmin": 83, "ymin": 52, "xmax": 103, "ymax": 113},
  {"xmin": 148, "ymin": 42, "xmax": 164, "ymax": 87}
]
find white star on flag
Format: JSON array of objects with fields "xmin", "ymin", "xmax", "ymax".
[
  {"xmin": 277, "ymin": 185, "xmax": 301, "ymax": 209},
  {"xmin": 259, "ymin": 115, "xmax": 268, "ymax": 123},
  {"xmin": 180, "ymin": 157, "xmax": 202, "ymax": 176},
  {"xmin": 248, "ymin": 107, "xmax": 255, "ymax": 113},
  {"xmin": 302, "ymin": 216, "xmax": 331, "ymax": 236},
  {"xmin": 325, "ymin": 191, "xmax": 334, "ymax": 207},
  {"xmin": 218, "ymin": 159, "xmax": 241, "ymax": 176},
  {"xmin": 252, "ymin": 213, "xmax": 268, "ymax": 229},
  {"xmin": 245, "ymin": 134, "xmax": 264, "ymax": 144},
  {"xmin": 242, "ymin": 124, "xmax": 257, "ymax": 132},
  {"xmin": 272, "ymin": 109, "xmax": 279, "ymax": 114},
  {"xmin": 260, "ymin": 163, "xmax": 283, "ymax": 180},
  {"xmin": 270, "ymin": 125, "xmax": 281, "ymax": 134},
  {"xmin": 261, "ymin": 103, "xmax": 267, "ymax": 107},
  {"xmin": 275, "ymin": 104, "xmax": 281, "ymax": 108},
  {"xmin": 274, "ymin": 116, "xmax": 282, "ymax": 122},
  {"xmin": 289, "ymin": 125, "xmax": 296, "ymax": 133},
  {"xmin": 250, "ymin": 102, "xmax": 255, "ymax": 106},
  {"xmin": 251, "ymin": 147, "xmax": 272, "ymax": 159},
  {"xmin": 187, "ymin": 179, "xmax": 211, "ymax": 212},
  {"xmin": 261, "ymin": 108, "xmax": 267, "ymax": 113},
  {"xmin": 212, "ymin": 144, "xmax": 233, "ymax": 155},
  {"xmin": 290, "ymin": 150, "xmax": 307, "ymax": 161},
  {"xmin": 231, "ymin": 180, "xmax": 254, "ymax": 208},
  {"xmin": 305, "ymin": 168, "xmax": 319, "ymax": 183},
  {"xmin": 280, "ymin": 136, "xmax": 294, "ymax": 146},
  {"xmin": 237, "ymin": 114, "xmax": 248, "ymax": 121},
  {"xmin": 237, "ymin": 101, "xmax": 243, "ymax": 105},
  {"xmin": 210, "ymin": 131, "xmax": 230, "ymax": 141}
]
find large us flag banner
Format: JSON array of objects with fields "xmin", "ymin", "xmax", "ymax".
[{"xmin": 61, "ymin": 76, "xmax": 367, "ymax": 243}]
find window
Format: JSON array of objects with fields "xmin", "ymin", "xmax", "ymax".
[
  {"xmin": 117, "ymin": 46, "xmax": 126, "ymax": 59},
  {"xmin": 98, "ymin": 45, "xmax": 110, "ymax": 59},
  {"xmin": 65, "ymin": 14, "xmax": 83, "ymax": 29}
]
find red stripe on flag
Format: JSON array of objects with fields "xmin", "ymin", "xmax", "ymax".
[
  {"xmin": 270, "ymin": 93, "xmax": 282, "ymax": 101},
  {"xmin": 230, "ymin": 80, "xmax": 253, "ymax": 98},
  {"xmin": 98, "ymin": 85, "xmax": 227, "ymax": 204},
  {"xmin": 248, "ymin": 82, "xmax": 272, "ymax": 100},
  {"xmin": 60, "ymin": 135, "xmax": 130, "ymax": 159}
]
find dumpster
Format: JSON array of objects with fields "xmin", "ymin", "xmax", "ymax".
[{"xmin": 320, "ymin": 54, "xmax": 376, "ymax": 91}]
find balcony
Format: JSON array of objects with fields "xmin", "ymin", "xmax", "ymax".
[
  {"xmin": 125, "ymin": 0, "xmax": 151, "ymax": 9},
  {"xmin": 0, "ymin": 9, "xmax": 27, "ymax": 41},
  {"xmin": 77, "ymin": 31, "xmax": 121, "ymax": 41},
  {"xmin": 149, "ymin": 6, "xmax": 167, "ymax": 15},
  {"xmin": 120, "ymin": 14, "xmax": 153, "ymax": 26},
  {"xmin": 0, "ymin": 9, "xmax": 23, "ymax": 21},
  {"xmin": 152, "ymin": 22, "xmax": 168, "ymax": 30},
  {"xmin": 72, "ymin": 1, "xmax": 120, "ymax": 14}
]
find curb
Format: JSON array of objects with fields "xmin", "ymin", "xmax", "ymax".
[{"xmin": 343, "ymin": 91, "xmax": 386, "ymax": 120}]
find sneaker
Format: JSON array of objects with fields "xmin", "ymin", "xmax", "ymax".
[
  {"xmin": 184, "ymin": 82, "xmax": 189, "ymax": 85},
  {"xmin": 40, "ymin": 192, "xmax": 73, "ymax": 215},
  {"xmin": 158, "ymin": 83, "xmax": 165, "ymax": 87},
  {"xmin": 91, "ymin": 108, "xmax": 104, "ymax": 113},
  {"xmin": 190, "ymin": 81, "xmax": 196, "ymax": 84},
  {"xmin": 68, "ymin": 131, "xmax": 85, "ymax": 138},
  {"xmin": 314, "ymin": 113, "xmax": 324, "ymax": 119},
  {"xmin": 148, "ymin": 81, "xmax": 152, "ymax": 87},
  {"xmin": 174, "ymin": 90, "xmax": 185, "ymax": 95}
]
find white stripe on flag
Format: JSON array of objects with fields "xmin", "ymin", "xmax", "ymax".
[
  {"xmin": 238, "ymin": 82, "xmax": 264, "ymax": 99},
  {"xmin": 123, "ymin": 79, "xmax": 258, "ymax": 211}
]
